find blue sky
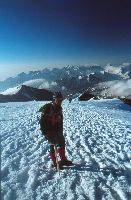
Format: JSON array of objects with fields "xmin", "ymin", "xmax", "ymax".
[{"xmin": 0, "ymin": 0, "xmax": 131, "ymax": 80}]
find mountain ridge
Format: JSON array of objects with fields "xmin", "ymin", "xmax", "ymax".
[
  {"xmin": 0, "ymin": 63, "xmax": 131, "ymax": 100},
  {"xmin": 0, "ymin": 85, "xmax": 53, "ymax": 103}
]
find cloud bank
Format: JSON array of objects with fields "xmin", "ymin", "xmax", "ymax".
[{"xmin": 102, "ymin": 79, "xmax": 131, "ymax": 98}]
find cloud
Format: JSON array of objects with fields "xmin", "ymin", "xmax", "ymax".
[
  {"xmin": 23, "ymin": 79, "xmax": 57, "ymax": 89},
  {"xmin": 102, "ymin": 79, "xmax": 131, "ymax": 97},
  {"xmin": 105, "ymin": 63, "xmax": 121, "ymax": 74},
  {"xmin": 50, "ymin": 81, "xmax": 57, "ymax": 87}
]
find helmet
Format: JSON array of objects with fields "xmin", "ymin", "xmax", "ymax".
[{"xmin": 53, "ymin": 91, "xmax": 63, "ymax": 100}]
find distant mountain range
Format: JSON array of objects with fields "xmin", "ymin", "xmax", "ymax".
[
  {"xmin": 0, "ymin": 65, "xmax": 104, "ymax": 92},
  {"xmin": 0, "ymin": 63, "xmax": 131, "ymax": 102}
]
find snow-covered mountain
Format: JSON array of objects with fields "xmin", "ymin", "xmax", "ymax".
[
  {"xmin": 0, "ymin": 63, "xmax": 129, "ymax": 92},
  {"xmin": 105, "ymin": 63, "xmax": 131, "ymax": 79},
  {"xmin": 0, "ymin": 85, "xmax": 53, "ymax": 103},
  {"xmin": 0, "ymin": 63, "xmax": 131, "ymax": 100},
  {"xmin": 1, "ymin": 99, "xmax": 131, "ymax": 199},
  {"xmin": 0, "ymin": 65, "xmax": 104, "ymax": 92}
]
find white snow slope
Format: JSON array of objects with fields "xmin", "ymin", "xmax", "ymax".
[{"xmin": 1, "ymin": 99, "xmax": 131, "ymax": 200}]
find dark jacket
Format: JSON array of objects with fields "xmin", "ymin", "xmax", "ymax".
[{"xmin": 39, "ymin": 103, "xmax": 63, "ymax": 134}]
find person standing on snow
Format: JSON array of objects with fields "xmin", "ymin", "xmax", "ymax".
[{"xmin": 39, "ymin": 91, "xmax": 72, "ymax": 169}]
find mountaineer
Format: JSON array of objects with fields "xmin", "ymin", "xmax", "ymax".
[{"xmin": 39, "ymin": 92, "xmax": 72, "ymax": 169}]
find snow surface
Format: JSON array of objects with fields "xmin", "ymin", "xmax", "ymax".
[
  {"xmin": 1, "ymin": 86, "xmax": 21, "ymax": 95},
  {"xmin": 1, "ymin": 99, "xmax": 131, "ymax": 200}
]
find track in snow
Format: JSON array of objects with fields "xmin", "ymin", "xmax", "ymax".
[{"xmin": 1, "ymin": 99, "xmax": 131, "ymax": 200}]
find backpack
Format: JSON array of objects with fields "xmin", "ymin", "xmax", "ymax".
[{"xmin": 39, "ymin": 103, "xmax": 52, "ymax": 133}]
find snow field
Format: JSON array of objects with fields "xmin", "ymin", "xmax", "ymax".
[{"xmin": 1, "ymin": 99, "xmax": 131, "ymax": 200}]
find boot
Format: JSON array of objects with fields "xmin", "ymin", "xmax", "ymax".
[
  {"xmin": 49, "ymin": 145, "xmax": 56, "ymax": 168},
  {"xmin": 49, "ymin": 151, "xmax": 57, "ymax": 168},
  {"xmin": 58, "ymin": 147, "xmax": 73, "ymax": 166},
  {"xmin": 49, "ymin": 145, "xmax": 63, "ymax": 170}
]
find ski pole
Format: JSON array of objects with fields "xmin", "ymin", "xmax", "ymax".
[{"xmin": 54, "ymin": 144, "xmax": 60, "ymax": 175}]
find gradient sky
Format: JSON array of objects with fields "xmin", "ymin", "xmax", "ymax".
[{"xmin": 0, "ymin": 0, "xmax": 131, "ymax": 80}]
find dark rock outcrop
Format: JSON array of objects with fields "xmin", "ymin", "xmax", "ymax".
[
  {"xmin": 79, "ymin": 90, "xmax": 98, "ymax": 101},
  {"xmin": 122, "ymin": 98, "xmax": 131, "ymax": 106},
  {"xmin": 0, "ymin": 85, "xmax": 53, "ymax": 103}
]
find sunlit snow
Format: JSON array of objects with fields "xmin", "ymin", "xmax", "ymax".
[
  {"xmin": 1, "ymin": 86, "xmax": 21, "ymax": 95},
  {"xmin": 1, "ymin": 99, "xmax": 131, "ymax": 200}
]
